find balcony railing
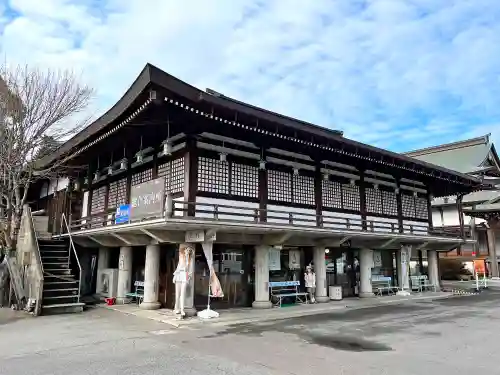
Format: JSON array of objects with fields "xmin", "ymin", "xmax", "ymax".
[{"xmin": 66, "ymin": 200, "xmax": 438, "ymax": 237}]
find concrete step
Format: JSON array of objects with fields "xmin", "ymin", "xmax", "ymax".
[{"xmin": 42, "ymin": 302, "xmax": 85, "ymax": 315}]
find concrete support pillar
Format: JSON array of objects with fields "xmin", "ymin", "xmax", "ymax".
[
  {"xmin": 487, "ymin": 228, "xmax": 499, "ymax": 278},
  {"xmin": 427, "ymin": 250, "xmax": 440, "ymax": 289},
  {"xmin": 313, "ymin": 247, "xmax": 329, "ymax": 302},
  {"xmin": 397, "ymin": 246, "xmax": 411, "ymax": 295},
  {"xmin": 97, "ymin": 247, "xmax": 110, "ymax": 272},
  {"xmin": 395, "ymin": 250, "xmax": 402, "ymax": 287},
  {"xmin": 140, "ymin": 244, "xmax": 161, "ymax": 310},
  {"xmin": 117, "ymin": 246, "xmax": 132, "ymax": 302},
  {"xmin": 252, "ymin": 245, "xmax": 272, "ymax": 308},
  {"xmin": 359, "ymin": 248, "xmax": 374, "ymax": 298}
]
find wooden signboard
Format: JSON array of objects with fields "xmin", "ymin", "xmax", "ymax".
[{"xmin": 130, "ymin": 177, "xmax": 166, "ymax": 221}]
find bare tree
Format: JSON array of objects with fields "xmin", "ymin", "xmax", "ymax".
[{"xmin": 0, "ymin": 63, "xmax": 93, "ymax": 252}]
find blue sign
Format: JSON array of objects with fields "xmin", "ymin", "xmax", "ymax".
[{"xmin": 115, "ymin": 204, "xmax": 130, "ymax": 224}]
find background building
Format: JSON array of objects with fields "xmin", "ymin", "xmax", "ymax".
[{"xmin": 405, "ymin": 135, "xmax": 500, "ymax": 276}]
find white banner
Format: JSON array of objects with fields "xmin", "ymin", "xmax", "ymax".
[
  {"xmin": 201, "ymin": 242, "xmax": 224, "ymax": 298},
  {"xmin": 269, "ymin": 248, "xmax": 281, "ymax": 271},
  {"xmin": 373, "ymin": 251, "xmax": 382, "ymax": 268},
  {"xmin": 289, "ymin": 250, "xmax": 301, "ymax": 269}
]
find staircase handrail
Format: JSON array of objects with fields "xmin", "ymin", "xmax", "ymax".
[{"xmin": 61, "ymin": 213, "xmax": 82, "ymax": 304}]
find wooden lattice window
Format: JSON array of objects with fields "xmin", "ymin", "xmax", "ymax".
[
  {"xmin": 322, "ymin": 180, "xmax": 342, "ymax": 209},
  {"xmin": 365, "ymin": 188, "xmax": 383, "ymax": 214},
  {"xmin": 382, "ymin": 190, "xmax": 398, "ymax": 216},
  {"xmin": 342, "ymin": 184, "xmax": 360, "ymax": 211},
  {"xmin": 107, "ymin": 178, "xmax": 127, "ymax": 209},
  {"xmin": 198, "ymin": 157, "xmax": 229, "ymax": 194},
  {"xmin": 158, "ymin": 158, "xmax": 185, "ymax": 193},
  {"xmin": 293, "ymin": 175, "xmax": 315, "ymax": 205},
  {"xmin": 401, "ymin": 194, "xmax": 415, "ymax": 217},
  {"xmin": 268, "ymin": 170, "xmax": 291, "ymax": 202},
  {"xmin": 231, "ymin": 163, "xmax": 259, "ymax": 198},
  {"xmin": 90, "ymin": 186, "xmax": 106, "ymax": 214},
  {"xmin": 415, "ymin": 196, "xmax": 428, "ymax": 220},
  {"xmin": 131, "ymin": 168, "xmax": 153, "ymax": 187}
]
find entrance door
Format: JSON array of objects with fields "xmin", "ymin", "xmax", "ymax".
[{"xmin": 159, "ymin": 246, "xmax": 176, "ymax": 309}]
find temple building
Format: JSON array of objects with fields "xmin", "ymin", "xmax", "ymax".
[
  {"xmin": 405, "ymin": 135, "xmax": 500, "ymax": 276},
  {"xmin": 27, "ymin": 64, "xmax": 483, "ymax": 313}
]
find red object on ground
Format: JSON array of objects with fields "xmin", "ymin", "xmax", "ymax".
[{"xmin": 105, "ymin": 297, "xmax": 116, "ymax": 306}]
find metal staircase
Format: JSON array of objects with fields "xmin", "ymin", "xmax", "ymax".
[
  {"xmin": 39, "ymin": 238, "xmax": 84, "ymax": 314},
  {"xmin": 37, "ymin": 214, "xmax": 84, "ymax": 314}
]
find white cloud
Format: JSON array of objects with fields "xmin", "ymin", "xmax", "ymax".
[{"xmin": 2, "ymin": 0, "xmax": 500, "ymax": 151}]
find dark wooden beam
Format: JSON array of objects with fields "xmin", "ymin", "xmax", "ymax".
[
  {"xmin": 314, "ymin": 164, "xmax": 322, "ymax": 226},
  {"xmin": 185, "ymin": 137, "xmax": 198, "ymax": 217},
  {"xmin": 258, "ymin": 148, "xmax": 268, "ymax": 222},
  {"xmin": 396, "ymin": 179, "xmax": 404, "ymax": 233},
  {"xmin": 359, "ymin": 169, "xmax": 367, "ymax": 230}
]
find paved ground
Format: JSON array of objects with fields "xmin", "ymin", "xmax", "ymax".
[{"xmin": 1, "ymin": 292, "xmax": 499, "ymax": 375}]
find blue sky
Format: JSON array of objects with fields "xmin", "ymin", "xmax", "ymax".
[{"xmin": 1, "ymin": 0, "xmax": 500, "ymax": 152}]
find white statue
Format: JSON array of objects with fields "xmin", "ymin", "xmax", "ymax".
[
  {"xmin": 173, "ymin": 243, "xmax": 194, "ymax": 319},
  {"xmin": 304, "ymin": 265, "xmax": 316, "ymax": 303}
]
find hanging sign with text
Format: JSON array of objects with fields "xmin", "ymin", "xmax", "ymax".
[{"xmin": 130, "ymin": 177, "xmax": 166, "ymax": 220}]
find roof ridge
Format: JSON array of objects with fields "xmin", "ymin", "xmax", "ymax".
[{"xmin": 404, "ymin": 134, "xmax": 490, "ymax": 157}]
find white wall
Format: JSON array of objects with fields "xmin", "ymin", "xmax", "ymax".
[
  {"xmin": 194, "ymin": 197, "xmax": 259, "ymax": 222},
  {"xmin": 322, "ymin": 211, "xmax": 363, "ymax": 231},
  {"xmin": 366, "ymin": 216, "xmax": 399, "ymax": 233},
  {"xmin": 267, "ymin": 205, "xmax": 317, "ymax": 227}
]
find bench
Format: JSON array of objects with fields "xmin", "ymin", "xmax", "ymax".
[
  {"xmin": 371, "ymin": 276, "xmax": 397, "ymax": 296},
  {"xmin": 125, "ymin": 281, "xmax": 144, "ymax": 304},
  {"xmin": 410, "ymin": 275, "xmax": 436, "ymax": 292},
  {"xmin": 269, "ymin": 281, "xmax": 309, "ymax": 307}
]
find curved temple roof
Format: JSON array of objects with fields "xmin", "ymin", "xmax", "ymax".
[
  {"xmin": 405, "ymin": 134, "xmax": 500, "ymax": 176},
  {"xmin": 38, "ymin": 63, "xmax": 484, "ymax": 193}
]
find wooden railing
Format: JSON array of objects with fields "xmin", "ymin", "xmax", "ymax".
[{"xmin": 66, "ymin": 200, "xmax": 441, "ymax": 237}]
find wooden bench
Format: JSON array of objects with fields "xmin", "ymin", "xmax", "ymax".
[
  {"xmin": 372, "ymin": 276, "xmax": 397, "ymax": 296},
  {"xmin": 125, "ymin": 281, "xmax": 144, "ymax": 304},
  {"xmin": 269, "ymin": 281, "xmax": 309, "ymax": 307}
]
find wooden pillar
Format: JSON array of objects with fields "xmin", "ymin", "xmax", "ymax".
[
  {"xmin": 86, "ymin": 163, "xmax": 93, "ymax": 220},
  {"xmin": 258, "ymin": 148, "xmax": 268, "ymax": 222},
  {"xmin": 487, "ymin": 224, "xmax": 499, "ymax": 278},
  {"xmin": 314, "ymin": 164, "xmax": 322, "ymax": 227},
  {"xmin": 359, "ymin": 169, "xmax": 367, "ymax": 230},
  {"xmin": 184, "ymin": 137, "xmax": 198, "ymax": 217},
  {"xmin": 426, "ymin": 192, "xmax": 433, "ymax": 230},
  {"xmin": 396, "ymin": 179, "xmax": 404, "ymax": 233},
  {"xmin": 457, "ymin": 193, "xmax": 465, "ymax": 256}
]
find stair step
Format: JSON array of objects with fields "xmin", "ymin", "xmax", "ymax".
[
  {"xmin": 42, "ymin": 302, "xmax": 84, "ymax": 308},
  {"xmin": 43, "ymin": 295, "xmax": 79, "ymax": 300},
  {"xmin": 43, "ymin": 261, "xmax": 68, "ymax": 269},
  {"xmin": 42, "ymin": 302, "xmax": 85, "ymax": 314},
  {"xmin": 44, "ymin": 269, "xmax": 72, "ymax": 274},
  {"xmin": 42, "ymin": 256, "xmax": 69, "ymax": 259},
  {"xmin": 43, "ymin": 288, "xmax": 78, "ymax": 293}
]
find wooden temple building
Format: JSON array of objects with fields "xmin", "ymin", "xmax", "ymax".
[
  {"xmin": 26, "ymin": 64, "xmax": 484, "ymax": 313},
  {"xmin": 406, "ymin": 135, "xmax": 500, "ymax": 277}
]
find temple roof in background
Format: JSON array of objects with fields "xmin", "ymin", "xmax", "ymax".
[{"xmin": 405, "ymin": 135, "xmax": 500, "ymax": 176}]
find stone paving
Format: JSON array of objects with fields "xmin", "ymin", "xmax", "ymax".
[
  {"xmin": 101, "ymin": 291, "xmax": 454, "ymax": 328},
  {"xmin": 1, "ymin": 291, "xmax": 499, "ymax": 374}
]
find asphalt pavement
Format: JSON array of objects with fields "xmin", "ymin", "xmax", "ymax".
[{"xmin": 1, "ymin": 291, "xmax": 499, "ymax": 375}]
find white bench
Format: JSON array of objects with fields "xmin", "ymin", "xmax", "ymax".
[
  {"xmin": 269, "ymin": 281, "xmax": 309, "ymax": 307},
  {"xmin": 372, "ymin": 276, "xmax": 397, "ymax": 296}
]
